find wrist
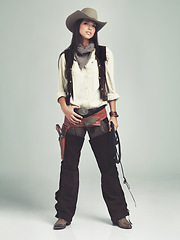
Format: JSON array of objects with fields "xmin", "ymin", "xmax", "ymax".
[
  {"xmin": 109, "ymin": 111, "xmax": 119, "ymax": 118},
  {"xmin": 60, "ymin": 104, "xmax": 68, "ymax": 112}
]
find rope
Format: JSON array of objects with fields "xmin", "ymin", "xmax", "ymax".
[{"xmin": 110, "ymin": 121, "xmax": 137, "ymax": 207}]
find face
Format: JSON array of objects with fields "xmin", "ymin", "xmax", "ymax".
[{"xmin": 79, "ymin": 19, "xmax": 96, "ymax": 40}]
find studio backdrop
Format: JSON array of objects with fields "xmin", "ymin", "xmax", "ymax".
[{"xmin": 0, "ymin": 0, "xmax": 180, "ymax": 213}]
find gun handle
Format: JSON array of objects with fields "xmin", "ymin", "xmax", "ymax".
[{"xmin": 56, "ymin": 124, "xmax": 61, "ymax": 137}]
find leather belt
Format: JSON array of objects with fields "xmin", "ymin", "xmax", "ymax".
[
  {"xmin": 74, "ymin": 105, "xmax": 105, "ymax": 118},
  {"xmin": 59, "ymin": 108, "xmax": 107, "ymax": 160},
  {"xmin": 64, "ymin": 107, "xmax": 107, "ymax": 127}
]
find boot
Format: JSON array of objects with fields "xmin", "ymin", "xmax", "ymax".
[
  {"xmin": 55, "ymin": 132, "xmax": 84, "ymax": 223},
  {"xmin": 117, "ymin": 217, "xmax": 132, "ymax": 229},
  {"xmin": 89, "ymin": 132, "xmax": 129, "ymax": 224},
  {"xmin": 53, "ymin": 218, "xmax": 70, "ymax": 230}
]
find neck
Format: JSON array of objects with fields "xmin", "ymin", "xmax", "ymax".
[{"xmin": 81, "ymin": 38, "xmax": 90, "ymax": 48}]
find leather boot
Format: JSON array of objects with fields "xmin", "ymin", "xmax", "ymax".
[
  {"xmin": 55, "ymin": 133, "xmax": 84, "ymax": 223},
  {"xmin": 53, "ymin": 218, "xmax": 70, "ymax": 230},
  {"xmin": 116, "ymin": 217, "xmax": 132, "ymax": 229},
  {"xmin": 89, "ymin": 132, "xmax": 129, "ymax": 224}
]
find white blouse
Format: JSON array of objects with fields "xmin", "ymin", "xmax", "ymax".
[{"xmin": 56, "ymin": 47, "xmax": 120, "ymax": 109}]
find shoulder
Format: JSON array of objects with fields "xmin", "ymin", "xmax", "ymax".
[
  {"xmin": 105, "ymin": 47, "xmax": 113, "ymax": 61},
  {"xmin": 98, "ymin": 46, "xmax": 113, "ymax": 59},
  {"xmin": 59, "ymin": 51, "xmax": 65, "ymax": 59},
  {"xmin": 58, "ymin": 51, "xmax": 66, "ymax": 68},
  {"xmin": 98, "ymin": 46, "xmax": 113, "ymax": 62},
  {"xmin": 97, "ymin": 45, "xmax": 113, "ymax": 62},
  {"xmin": 58, "ymin": 46, "xmax": 70, "ymax": 63}
]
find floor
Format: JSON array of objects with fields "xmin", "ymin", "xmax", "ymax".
[{"xmin": 0, "ymin": 177, "xmax": 180, "ymax": 240}]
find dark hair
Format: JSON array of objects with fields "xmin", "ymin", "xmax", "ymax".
[
  {"xmin": 70, "ymin": 19, "xmax": 99, "ymax": 52},
  {"xmin": 58, "ymin": 19, "xmax": 100, "ymax": 68}
]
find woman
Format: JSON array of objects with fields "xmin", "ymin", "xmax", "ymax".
[{"xmin": 54, "ymin": 8, "xmax": 132, "ymax": 230}]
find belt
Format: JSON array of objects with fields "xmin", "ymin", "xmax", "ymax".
[
  {"xmin": 74, "ymin": 105, "xmax": 105, "ymax": 118},
  {"xmin": 64, "ymin": 107, "xmax": 107, "ymax": 127}
]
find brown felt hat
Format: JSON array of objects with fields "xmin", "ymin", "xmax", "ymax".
[{"xmin": 66, "ymin": 8, "xmax": 107, "ymax": 32}]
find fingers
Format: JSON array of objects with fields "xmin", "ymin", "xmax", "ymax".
[
  {"xmin": 74, "ymin": 112, "xmax": 83, "ymax": 119},
  {"xmin": 72, "ymin": 106, "xmax": 79, "ymax": 109},
  {"xmin": 71, "ymin": 106, "xmax": 83, "ymax": 119},
  {"xmin": 68, "ymin": 114, "xmax": 82, "ymax": 125},
  {"xmin": 109, "ymin": 125, "xmax": 118, "ymax": 131},
  {"xmin": 65, "ymin": 106, "xmax": 83, "ymax": 124},
  {"xmin": 113, "ymin": 123, "xmax": 118, "ymax": 131},
  {"xmin": 114, "ymin": 125, "xmax": 118, "ymax": 131},
  {"xmin": 72, "ymin": 115, "xmax": 82, "ymax": 123},
  {"xmin": 109, "ymin": 121, "xmax": 112, "ymax": 131},
  {"xmin": 109, "ymin": 118, "xmax": 118, "ymax": 131}
]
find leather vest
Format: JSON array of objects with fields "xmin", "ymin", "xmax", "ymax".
[{"xmin": 61, "ymin": 45, "xmax": 109, "ymax": 105}]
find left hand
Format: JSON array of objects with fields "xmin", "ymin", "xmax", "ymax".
[{"xmin": 109, "ymin": 117, "xmax": 118, "ymax": 131}]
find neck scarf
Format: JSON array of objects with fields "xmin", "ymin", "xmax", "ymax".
[{"xmin": 75, "ymin": 42, "xmax": 95, "ymax": 69}]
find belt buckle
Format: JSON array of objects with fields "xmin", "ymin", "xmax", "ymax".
[
  {"xmin": 84, "ymin": 116, "xmax": 96, "ymax": 126},
  {"xmin": 78, "ymin": 107, "xmax": 89, "ymax": 116}
]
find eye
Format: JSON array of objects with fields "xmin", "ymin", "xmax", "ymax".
[
  {"xmin": 83, "ymin": 22, "xmax": 88, "ymax": 25},
  {"xmin": 92, "ymin": 24, "xmax": 96, "ymax": 28}
]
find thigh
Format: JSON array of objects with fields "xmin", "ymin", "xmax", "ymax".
[
  {"xmin": 87, "ymin": 118, "xmax": 109, "ymax": 139},
  {"xmin": 67, "ymin": 126, "xmax": 86, "ymax": 138}
]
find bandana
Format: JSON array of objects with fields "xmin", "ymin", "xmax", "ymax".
[{"xmin": 75, "ymin": 42, "xmax": 95, "ymax": 69}]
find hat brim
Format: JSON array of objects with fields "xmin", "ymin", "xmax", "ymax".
[{"xmin": 66, "ymin": 10, "xmax": 107, "ymax": 33}]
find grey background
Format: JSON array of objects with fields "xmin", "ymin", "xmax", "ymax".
[{"xmin": 0, "ymin": 0, "xmax": 180, "ymax": 224}]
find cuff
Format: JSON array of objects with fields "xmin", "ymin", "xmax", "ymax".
[
  {"xmin": 107, "ymin": 93, "xmax": 120, "ymax": 101},
  {"xmin": 56, "ymin": 92, "xmax": 66, "ymax": 102}
]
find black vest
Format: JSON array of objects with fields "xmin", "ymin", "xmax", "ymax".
[{"xmin": 59, "ymin": 45, "xmax": 109, "ymax": 105}]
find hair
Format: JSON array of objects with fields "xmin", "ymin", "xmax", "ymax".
[
  {"xmin": 58, "ymin": 19, "xmax": 100, "ymax": 68},
  {"xmin": 70, "ymin": 19, "xmax": 99, "ymax": 52}
]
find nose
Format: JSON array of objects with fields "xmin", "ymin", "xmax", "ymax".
[{"xmin": 88, "ymin": 24, "xmax": 92, "ymax": 30}]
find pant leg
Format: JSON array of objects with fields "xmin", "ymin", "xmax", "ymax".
[
  {"xmin": 89, "ymin": 130, "xmax": 129, "ymax": 223},
  {"xmin": 55, "ymin": 130, "xmax": 85, "ymax": 223}
]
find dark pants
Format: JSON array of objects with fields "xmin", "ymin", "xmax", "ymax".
[{"xmin": 55, "ymin": 118, "xmax": 129, "ymax": 224}]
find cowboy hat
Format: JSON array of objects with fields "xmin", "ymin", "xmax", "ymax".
[{"xmin": 66, "ymin": 8, "xmax": 107, "ymax": 32}]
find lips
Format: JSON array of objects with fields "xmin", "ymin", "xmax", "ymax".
[{"xmin": 86, "ymin": 31, "xmax": 92, "ymax": 35}]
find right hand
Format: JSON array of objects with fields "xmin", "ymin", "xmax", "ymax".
[{"xmin": 62, "ymin": 105, "xmax": 83, "ymax": 124}]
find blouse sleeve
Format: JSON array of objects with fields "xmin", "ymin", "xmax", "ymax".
[
  {"xmin": 105, "ymin": 47, "xmax": 120, "ymax": 101},
  {"xmin": 56, "ymin": 53, "xmax": 68, "ymax": 102}
]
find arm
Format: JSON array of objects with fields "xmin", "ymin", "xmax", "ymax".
[
  {"xmin": 58, "ymin": 97, "xmax": 82, "ymax": 124},
  {"xmin": 105, "ymin": 48, "xmax": 119, "ymax": 131},
  {"xmin": 108, "ymin": 100, "xmax": 119, "ymax": 131},
  {"xmin": 57, "ymin": 53, "xmax": 82, "ymax": 124}
]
